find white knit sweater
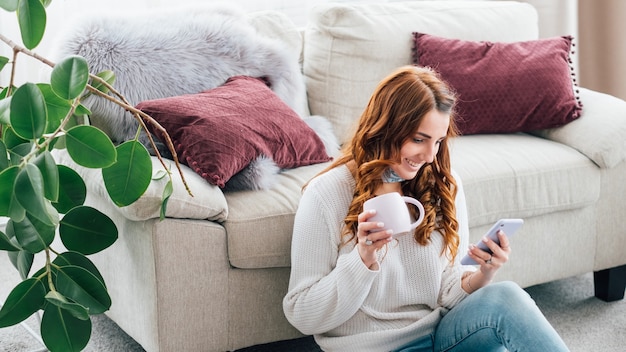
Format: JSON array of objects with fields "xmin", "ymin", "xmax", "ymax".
[{"xmin": 283, "ymin": 165, "xmax": 473, "ymax": 352}]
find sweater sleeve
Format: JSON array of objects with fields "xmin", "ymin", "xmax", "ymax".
[
  {"xmin": 283, "ymin": 173, "xmax": 379, "ymax": 335},
  {"xmin": 438, "ymin": 171, "xmax": 474, "ymax": 308}
]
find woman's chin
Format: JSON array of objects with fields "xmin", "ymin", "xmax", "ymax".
[{"xmin": 399, "ymin": 170, "xmax": 418, "ymax": 180}]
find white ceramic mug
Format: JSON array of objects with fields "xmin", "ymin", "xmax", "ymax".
[{"xmin": 363, "ymin": 192, "xmax": 425, "ymax": 238}]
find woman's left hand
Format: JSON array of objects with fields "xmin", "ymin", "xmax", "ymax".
[{"xmin": 467, "ymin": 230, "xmax": 511, "ymax": 280}]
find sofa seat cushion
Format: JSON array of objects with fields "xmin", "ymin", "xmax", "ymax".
[
  {"xmin": 451, "ymin": 134, "xmax": 601, "ymax": 228},
  {"xmin": 224, "ymin": 162, "xmax": 331, "ymax": 269}
]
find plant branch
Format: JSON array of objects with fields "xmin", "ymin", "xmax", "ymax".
[
  {"xmin": 8, "ymin": 50, "xmax": 17, "ymax": 96},
  {"xmin": 0, "ymin": 32, "xmax": 56, "ymax": 68},
  {"xmin": 45, "ymin": 248, "xmax": 56, "ymax": 292}
]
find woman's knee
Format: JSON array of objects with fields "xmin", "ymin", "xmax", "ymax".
[{"xmin": 476, "ymin": 281, "xmax": 535, "ymax": 311}]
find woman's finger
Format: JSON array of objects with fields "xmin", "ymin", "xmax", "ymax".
[
  {"xmin": 358, "ymin": 209, "xmax": 376, "ymax": 222},
  {"xmin": 497, "ymin": 230, "xmax": 511, "ymax": 252}
]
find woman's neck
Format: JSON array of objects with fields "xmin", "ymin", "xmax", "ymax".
[
  {"xmin": 375, "ymin": 181, "xmax": 402, "ymax": 195},
  {"xmin": 345, "ymin": 160, "xmax": 403, "ymax": 195}
]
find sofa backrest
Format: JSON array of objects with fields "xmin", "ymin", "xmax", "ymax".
[
  {"xmin": 303, "ymin": 1, "xmax": 539, "ymax": 144},
  {"xmin": 246, "ymin": 10, "xmax": 308, "ymax": 116}
]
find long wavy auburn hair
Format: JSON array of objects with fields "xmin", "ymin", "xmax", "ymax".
[{"xmin": 313, "ymin": 65, "xmax": 461, "ymax": 262}]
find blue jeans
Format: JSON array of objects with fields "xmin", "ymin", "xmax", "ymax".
[{"xmin": 394, "ymin": 281, "xmax": 570, "ymax": 352}]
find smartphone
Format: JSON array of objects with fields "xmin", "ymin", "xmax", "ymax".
[{"xmin": 460, "ymin": 218, "xmax": 524, "ymax": 265}]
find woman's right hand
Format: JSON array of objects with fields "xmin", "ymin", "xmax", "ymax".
[{"xmin": 357, "ymin": 209, "xmax": 393, "ymax": 269}]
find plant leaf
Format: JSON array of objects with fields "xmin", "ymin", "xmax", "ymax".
[
  {"xmin": 152, "ymin": 169, "xmax": 167, "ymax": 180},
  {"xmin": 2, "ymin": 125, "xmax": 29, "ymax": 149},
  {"xmin": 90, "ymin": 70, "xmax": 115, "ymax": 94},
  {"xmin": 5, "ymin": 221, "xmax": 34, "ymax": 279},
  {"xmin": 52, "ymin": 165, "xmax": 86, "ymax": 213},
  {"xmin": 33, "ymin": 150, "xmax": 59, "ymax": 202},
  {"xmin": 9, "ymin": 191, "xmax": 26, "ymax": 222},
  {"xmin": 6, "ymin": 219, "xmax": 35, "ymax": 280},
  {"xmin": 160, "ymin": 179, "xmax": 173, "ymax": 220},
  {"xmin": 10, "ymin": 82, "xmax": 47, "ymax": 140},
  {"xmin": 0, "ymin": 165, "xmax": 19, "ymax": 216},
  {"xmin": 12, "ymin": 210, "xmax": 56, "ymax": 253},
  {"xmin": 41, "ymin": 303, "xmax": 91, "ymax": 352},
  {"xmin": 37, "ymin": 83, "xmax": 71, "ymax": 133},
  {"xmin": 74, "ymin": 103, "xmax": 90, "ymax": 116},
  {"xmin": 16, "ymin": 0, "xmax": 46, "ymax": 50},
  {"xmin": 59, "ymin": 206, "xmax": 117, "ymax": 255},
  {"xmin": 0, "ymin": 277, "xmax": 46, "ymax": 328},
  {"xmin": 0, "ymin": 0, "xmax": 18, "ymax": 12},
  {"xmin": 8, "ymin": 143, "xmax": 31, "ymax": 166},
  {"xmin": 7, "ymin": 249, "xmax": 34, "ymax": 279},
  {"xmin": 50, "ymin": 55, "xmax": 89, "ymax": 100},
  {"xmin": 65, "ymin": 125, "xmax": 116, "ymax": 168},
  {"xmin": 102, "ymin": 140, "xmax": 151, "ymax": 206},
  {"xmin": 0, "ymin": 55, "xmax": 8, "ymax": 70},
  {"xmin": 0, "ymin": 229, "xmax": 21, "ymax": 251},
  {"xmin": 55, "ymin": 265, "xmax": 111, "ymax": 314},
  {"xmin": 0, "ymin": 95, "xmax": 11, "ymax": 124},
  {"xmin": 0, "ymin": 56, "xmax": 8, "ymax": 71},
  {"xmin": 14, "ymin": 163, "xmax": 55, "ymax": 226},
  {"xmin": 45, "ymin": 291, "xmax": 90, "ymax": 320},
  {"xmin": 0, "ymin": 165, "xmax": 27, "ymax": 221},
  {"xmin": 53, "ymin": 252, "xmax": 105, "ymax": 287},
  {"xmin": 0, "ymin": 140, "xmax": 8, "ymax": 170}
]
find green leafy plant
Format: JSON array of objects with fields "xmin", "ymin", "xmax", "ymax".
[{"xmin": 0, "ymin": 1, "xmax": 188, "ymax": 350}]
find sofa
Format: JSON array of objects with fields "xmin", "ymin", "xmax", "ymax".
[{"xmin": 51, "ymin": 1, "xmax": 626, "ymax": 351}]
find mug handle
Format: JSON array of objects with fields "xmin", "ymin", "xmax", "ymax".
[{"xmin": 403, "ymin": 196, "xmax": 425, "ymax": 230}]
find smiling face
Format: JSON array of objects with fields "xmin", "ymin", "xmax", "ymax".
[{"xmin": 389, "ymin": 108, "xmax": 451, "ymax": 181}]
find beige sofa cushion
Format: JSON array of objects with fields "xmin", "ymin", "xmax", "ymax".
[
  {"xmin": 224, "ymin": 162, "xmax": 330, "ymax": 269},
  {"xmin": 304, "ymin": 1, "xmax": 539, "ymax": 143},
  {"xmin": 530, "ymin": 88, "xmax": 626, "ymax": 169},
  {"xmin": 246, "ymin": 10, "xmax": 310, "ymax": 117},
  {"xmin": 451, "ymin": 134, "xmax": 601, "ymax": 228},
  {"xmin": 247, "ymin": 10, "xmax": 303, "ymax": 67}
]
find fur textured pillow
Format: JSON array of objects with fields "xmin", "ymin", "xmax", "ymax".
[
  {"xmin": 412, "ymin": 33, "xmax": 583, "ymax": 135},
  {"xmin": 52, "ymin": 5, "xmax": 307, "ymax": 146},
  {"xmin": 51, "ymin": 5, "xmax": 310, "ymax": 191},
  {"xmin": 138, "ymin": 76, "xmax": 332, "ymax": 189}
]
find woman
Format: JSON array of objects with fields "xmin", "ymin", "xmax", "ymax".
[{"xmin": 283, "ymin": 65, "xmax": 569, "ymax": 352}]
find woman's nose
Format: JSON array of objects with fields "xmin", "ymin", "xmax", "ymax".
[{"xmin": 423, "ymin": 143, "xmax": 438, "ymax": 163}]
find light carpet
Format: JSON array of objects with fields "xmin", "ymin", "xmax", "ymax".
[{"xmin": 1, "ymin": 251, "xmax": 624, "ymax": 351}]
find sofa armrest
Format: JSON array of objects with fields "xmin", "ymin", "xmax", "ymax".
[
  {"xmin": 53, "ymin": 150, "xmax": 228, "ymax": 222},
  {"xmin": 530, "ymin": 87, "xmax": 626, "ymax": 168}
]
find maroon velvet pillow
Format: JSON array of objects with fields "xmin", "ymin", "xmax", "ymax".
[
  {"xmin": 412, "ymin": 33, "xmax": 583, "ymax": 135},
  {"xmin": 137, "ymin": 76, "xmax": 331, "ymax": 188}
]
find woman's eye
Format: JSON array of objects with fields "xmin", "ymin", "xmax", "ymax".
[{"xmin": 412, "ymin": 138, "xmax": 424, "ymax": 143}]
